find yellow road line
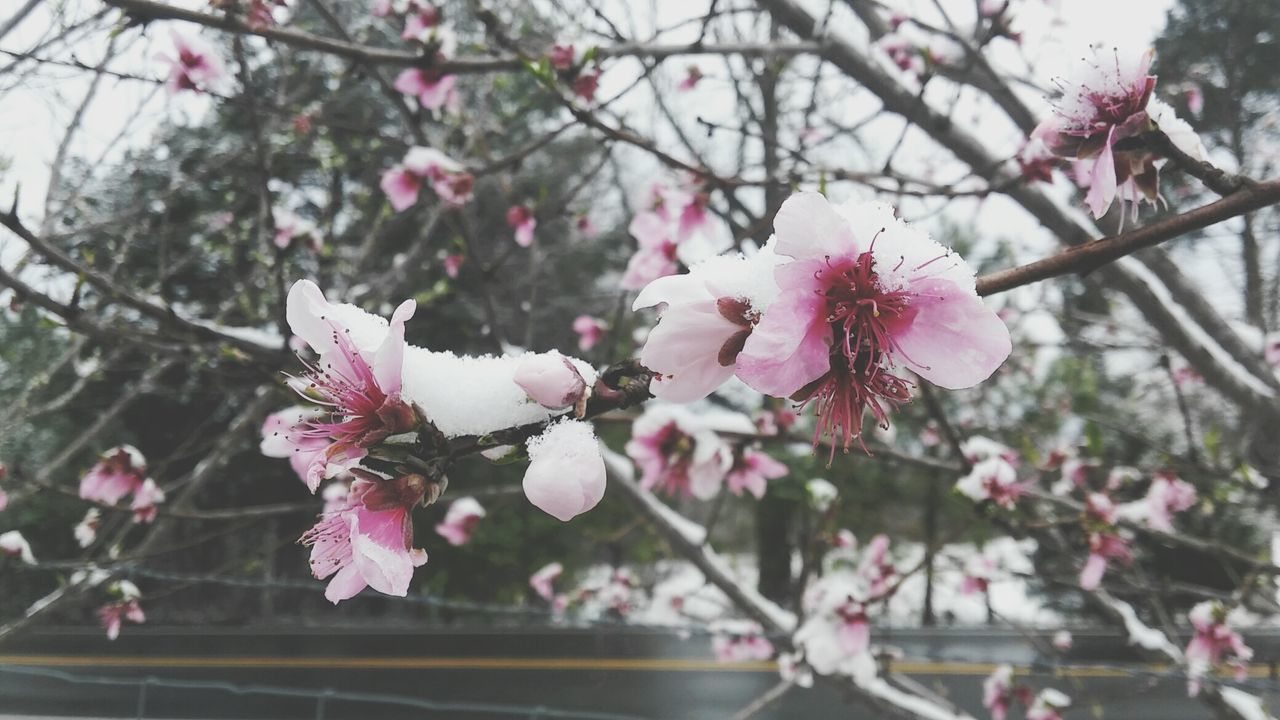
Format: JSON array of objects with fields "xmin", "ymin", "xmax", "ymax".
[{"xmin": 0, "ymin": 655, "xmax": 1274, "ymax": 678}]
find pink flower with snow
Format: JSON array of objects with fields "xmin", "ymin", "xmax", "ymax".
[
  {"xmin": 1185, "ymin": 601, "xmax": 1253, "ymax": 696},
  {"xmin": 285, "ymin": 280, "xmax": 418, "ymax": 490},
  {"xmin": 960, "ymin": 555, "xmax": 996, "ymax": 595},
  {"xmin": 381, "ymin": 146, "xmax": 472, "ymax": 212},
  {"xmin": 793, "ymin": 573, "xmax": 873, "ymax": 677},
  {"xmin": 260, "ymin": 406, "xmax": 330, "ymax": 489},
  {"xmin": 735, "ymin": 194, "xmax": 1011, "ymax": 454},
  {"xmin": 80, "ymin": 446, "xmax": 148, "ymax": 506},
  {"xmin": 75, "ymin": 509, "xmax": 100, "ymax": 548},
  {"xmin": 982, "ymin": 664, "xmax": 1015, "ymax": 720},
  {"xmin": 631, "ymin": 249, "xmax": 780, "ymax": 402},
  {"xmin": 513, "ymin": 352, "xmax": 587, "ymax": 410},
  {"xmin": 711, "ymin": 620, "xmax": 774, "ymax": 663},
  {"xmin": 1052, "ymin": 630, "xmax": 1073, "ymax": 651},
  {"xmin": 833, "ymin": 529, "xmax": 857, "ymax": 549},
  {"xmin": 393, "ymin": 68, "xmax": 459, "ymax": 113},
  {"xmin": 273, "ymin": 209, "xmax": 319, "ymax": 252},
  {"xmin": 130, "ymin": 479, "xmax": 165, "ymax": 524},
  {"xmin": 435, "ymin": 496, "xmax": 486, "ymax": 546},
  {"xmin": 675, "ymin": 191, "xmax": 712, "ymax": 243},
  {"xmin": 677, "ymin": 65, "xmax": 703, "ymax": 91},
  {"xmin": 0, "ymin": 530, "xmax": 35, "ymax": 564},
  {"xmin": 624, "ymin": 407, "xmax": 729, "ymax": 499},
  {"xmin": 858, "ymin": 534, "xmax": 897, "ymax": 598},
  {"xmin": 724, "ymin": 449, "xmax": 787, "ymax": 499},
  {"xmin": 506, "ymin": 205, "xmax": 537, "ymax": 248},
  {"xmin": 877, "ymin": 34, "xmax": 925, "ymax": 75},
  {"xmin": 160, "ymin": 31, "xmax": 227, "ymax": 95},
  {"xmin": 1138, "ymin": 472, "xmax": 1197, "ymax": 532},
  {"xmin": 302, "ymin": 474, "xmax": 429, "ymax": 603},
  {"xmin": 572, "ymin": 315, "xmax": 607, "ymax": 352},
  {"xmin": 523, "ymin": 420, "xmax": 607, "ymax": 522},
  {"xmin": 400, "ymin": 3, "xmax": 442, "ymax": 42},
  {"xmin": 955, "ymin": 457, "xmax": 1025, "ymax": 509},
  {"xmin": 529, "ymin": 561, "xmax": 563, "ymax": 601},
  {"xmin": 1017, "ymin": 120, "xmax": 1060, "ymax": 183},
  {"xmin": 97, "ymin": 581, "xmax": 144, "ymax": 641}
]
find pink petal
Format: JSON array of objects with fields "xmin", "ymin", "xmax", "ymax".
[
  {"xmin": 886, "ymin": 277, "xmax": 1011, "ymax": 390},
  {"xmin": 735, "ymin": 278, "xmax": 832, "ymax": 397},
  {"xmin": 324, "ymin": 563, "xmax": 369, "ymax": 604},
  {"xmin": 515, "ymin": 219, "xmax": 536, "ymax": 248},
  {"xmin": 772, "ymin": 191, "xmax": 854, "ymax": 261},
  {"xmin": 628, "ymin": 211, "xmax": 671, "ymax": 250},
  {"xmin": 393, "ymin": 68, "xmax": 430, "ymax": 97},
  {"xmin": 640, "ymin": 303, "xmax": 740, "ymax": 403},
  {"xmin": 372, "ymin": 298, "xmax": 416, "ymax": 393},
  {"xmin": 1085, "ymin": 129, "xmax": 1118, "ymax": 219},
  {"xmin": 1079, "ymin": 553, "xmax": 1107, "ymax": 591},
  {"xmin": 380, "ymin": 167, "xmax": 421, "ymax": 212}
]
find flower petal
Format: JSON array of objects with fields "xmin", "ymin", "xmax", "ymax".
[
  {"xmin": 888, "ymin": 277, "xmax": 1011, "ymax": 390},
  {"xmin": 772, "ymin": 192, "xmax": 853, "ymax": 260},
  {"xmin": 735, "ymin": 285, "xmax": 832, "ymax": 397}
]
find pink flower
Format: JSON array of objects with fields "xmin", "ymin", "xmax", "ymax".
[
  {"xmin": 621, "ymin": 211, "xmax": 680, "ymax": 291},
  {"xmin": 858, "ymin": 534, "xmax": 897, "ymax": 597},
  {"xmin": 1052, "ymin": 630, "xmax": 1073, "ymax": 651},
  {"xmin": 523, "ymin": 420, "xmax": 606, "ymax": 521},
  {"xmin": 955, "ymin": 457, "xmax": 1025, "ymax": 509},
  {"xmin": 624, "ymin": 407, "xmax": 729, "ymax": 499},
  {"xmin": 711, "ymin": 620, "xmax": 774, "ymax": 663},
  {"xmin": 1185, "ymin": 601, "xmax": 1253, "ymax": 696},
  {"xmin": 302, "ymin": 474, "xmax": 429, "ymax": 603},
  {"xmin": 285, "ymin": 280, "xmax": 418, "ymax": 490},
  {"xmin": 575, "ymin": 214, "xmax": 597, "ymax": 238},
  {"xmin": 530, "ymin": 561, "xmax": 563, "ymax": 601},
  {"xmin": 877, "ymin": 35, "xmax": 924, "ymax": 75},
  {"xmin": 1141, "ymin": 472, "xmax": 1197, "ymax": 532},
  {"xmin": 160, "ymin": 31, "xmax": 227, "ymax": 95},
  {"xmin": 548, "ymin": 44, "xmax": 575, "ymax": 71},
  {"xmin": 506, "ymin": 205, "xmax": 537, "ymax": 248},
  {"xmin": 1264, "ymin": 333, "xmax": 1280, "ymax": 368},
  {"xmin": 573, "ymin": 315, "xmax": 607, "ymax": 351},
  {"xmin": 380, "ymin": 146, "xmax": 472, "ymax": 211},
  {"xmin": 260, "ymin": 406, "xmax": 330, "ymax": 489},
  {"xmin": 1079, "ymin": 532, "xmax": 1131, "ymax": 591},
  {"xmin": 272, "ymin": 209, "xmax": 319, "ymax": 252},
  {"xmin": 435, "ymin": 496, "xmax": 485, "ymax": 546},
  {"xmin": 675, "ymin": 191, "xmax": 712, "ymax": 243},
  {"xmin": 677, "ymin": 65, "xmax": 703, "ymax": 91},
  {"xmin": 130, "ymin": 479, "xmax": 165, "ymax": 524},
  {"xmin": 982, "ymin": 664, "xmax": 1014, "ymax": 720},
  {"xmin": 0, "ymin": 530, "xmax": 35, "ymax": 564},
  {"xmin": 1085, "ymin": 491, "xmax": 1117, "ymax": 525},
  {"xmin": 1017, "ymin": 120, "xmax": 1059, "ymax": 183},
  {"xmin": 79, "ymin": 446, "xmax": 147, "ymax": 506},
  {"xmin": 573, "ymin": 70, "xmax": 600, "ymax": 102},
  {"xmin": 960, "ymin": 555, "xmax": 996, "ymax": 595},
  {"xmin": 98, "ymin": 599, "xmax": 145, "ymax": 641},
  {"xmin": 400, "ymin": 3, "xmax": 442, "ymax": 41},
  {"xmin": 833, "ymin": 529, "xmax": 857, "ymax": 549},
  {"xmin": 443, "ymin": 253, "xmax": 465, "ymax": 279},
  {"xmin": 513, "ymin": 352, "xmax": 587, "ymax": 410},
  {"xmin": 735, "ymin": 194, "xmax": 1011, "ymax": 453},
  {"xmin": 794, "ymin": 573, "xmax": 872, "ymax": 676},
  {"xmin": 75, "ymin": 509, "xmax": 100, "ymax": 548},
  {"xmin": 631, "ymin": 249, "xmax": 779, "ymax": 402},
  {"xmin": 392, "ymin": 68, "xmax": 459, "ymax": 113},
  {"xmin": 725, "ymin": 449, "xmax": 787, "ymax": 499}
]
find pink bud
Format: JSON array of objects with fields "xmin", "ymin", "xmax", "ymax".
[
  {"xmin": 523, "ymin": 420, "xmax": 606, "ymax": 522},
  {"xmin": 513, "ymin": 352, "xmax": 587, "ymax": 409}
]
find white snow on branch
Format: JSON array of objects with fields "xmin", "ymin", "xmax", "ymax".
[
  {"xmin": 1219, "ymin": 686, "xmax": 1277, "ymax": 720},
  {"xmin": 1098, "ymin": 591, "xmax": 1183, "ymax": 660}
]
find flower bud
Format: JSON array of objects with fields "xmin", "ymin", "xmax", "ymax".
[{"xmin": 513, "ymin": 351, "xmax": 587, "ymax": 410}]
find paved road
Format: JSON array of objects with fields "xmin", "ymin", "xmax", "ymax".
[{"xmin": 1, "ymin": 626, "xmax": 1276, "ymax": 719}]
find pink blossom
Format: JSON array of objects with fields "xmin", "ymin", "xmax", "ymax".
[
  {"xmin": 833, "ymin": 529, "xmax": 857, "ymax": 549},
  {"xmin": 678, "ymin": 65, "xmax": 703, "ymax": 91},
  {"xmin": 1185, "ymin": 601, "xmax": 1253, "ymax": 696},
  {"xmin": 75, "ymin": 509, "xmax": 100, "ymax": 548},
  {"xmin": 285, "ymin": 280, "xmax": 418, "ymax": 490},
  {"xmin": 674, "ymin": 191, "xmax": 713, "ymax": 244},
  {"xmin": 506, "ymin": 205, "xmax": 537, "ymax": 248},
  {"xmin": 380, "ymin": 146, "xmax": 472, "ymax": 211},
  {"xmin": 631, "ymin": 249, "xmax": 779, "ymax": 402},
  {"xmin": 624, "ymin": 408, "xmax": 729, "ymax": 499},
  {"xmin": 548, "ymin": 44, "xmax": 575, "ymax": 71},
  {"xmin": 960, "ymin": 556, "xmax": 996, "ymax": 595},
  {"xmin": 1264, "ymin": 333, "xmax": 1280, "ymax": 368},
  {"xmin": 302, "ymin": 474, "xmax": 429, "ymax": 603},
  {"xmin": 575, "ymin": 214, "xmax": 597, "ymax": 238},
  {"xmin": 1017, "ymin": 119, "xmax": 1060, "ymax": 183},
  {"xmin": 79, "ymin": 446, "xmax": 147, "ymax": 506},
  {"xmin": 392, "ymin": 68, "xmax": 459, "ymax": 113},
  {"xmin": 443, "ymin": 253, "xmax": 465, "ymax": 279},
  {"xmin": 0, "ymin": 530, "xmax": 35, "ymax": 564},
  {"xmin": 400, "ymin": 3, "xmax": 441, "ymax": 41},
  {"xmin": 735, "ymin": 194, "xmax": 1011, "ymax": 453},
  {"xmin": 711, "ymin": 620, "xmax": 774, "ymax": 663},
  {"xmin": 877, "ymin": 35, "xmax": 924, "ymax": 75},
  {"xmin": 794, "ymin": 573, "xmax": 872, "ymax": 676},
  {"xmin": 955, "ymin": 457, "xmax": 1025, "ymax": 509},
  {"xmin": 523, "ymin": 420, "xmax": 607, "ymax": 521},
  {"xmin": 530, "ymin": 561, "xmax": 563, "ymax": 601},
  {"xmin": 130, "ymin": 479, "xmax": 165, "ymax": 524},
  {"xmin": 435, "ymin": 496, "xmax": 485, "ymax": 546},
  {"xmin": 1085, "ymin": 491, "xmax": 1117, "ymax": 525},
  {"xmin": 1142, "ymin": 472, "xmax": 1197, "ymax": 532},
  {"xmin": 272, "ymin": 209, "xmax": 319, "ymax": 252},
  {"xmin": 97, "ymin": 580, "xmax": 144, "ymax": 641},
  {"xmin": 160, "ymin": 31, "xmax": 227, "ymax": 95},
  {"xmin": 1052, "ymin": 630, "xmax": 1073, "ymax": 651},
  {"xmin": 572, "ymin": 315, "xmax": 607, "ymax": 351},
  {"xmin": 621, "ymin": 211, "xmax": 680, "ymax": 290},
  {"xmin": 1079, "ymin": 532, "xmax": 1131, "ymax": 591},
  {"xmin": 725, "ymin": 449, "xmax": 787, "ymax": 499},
  {"xmin": 858, "ymin": 534, "xmax": 897, "ymax": 597},
  {"xmin": 573, "ymin": 70, "xmax": 600, "ymax": 102},
  {"xmin": 982, "ymin": 664, "xmax": 1014, "ymax": 720},
  {"xmin": 513, "ymin": 352, "xmax": 587, "ymax": 409},
  {"xmin": 260, "ymin": 406, "xmax": 330, "ymax": 489}
]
